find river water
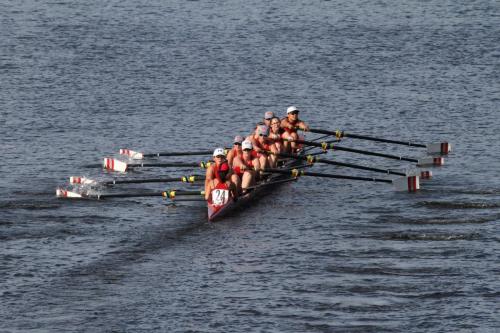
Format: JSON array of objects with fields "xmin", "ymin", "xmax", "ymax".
[{"xmin": 1, "ymin": 0, "xmax": 499, "ymax": 332}]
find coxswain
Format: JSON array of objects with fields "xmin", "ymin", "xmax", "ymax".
[
  {"xmin": 204, "ymin": 148, "xmax": 239, "ymax": 201},
  {"xmin": 232, "ymin": 140, "xmax": 260, "ymax": 193},
  {"xmin": 227, "ymin": 135, "xmax": 243, "ymax": 167},
  {"xmin": 280, "ymin": 105, "xmax": 309, "ymax": 153}
]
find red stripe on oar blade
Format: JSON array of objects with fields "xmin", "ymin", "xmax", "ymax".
[
  {"xmin": 433, "ymin": 157, "xmax": 444, "ymax": 166},
  {"xmin": 420, "ymin": 171, "xmax": 432, "ymax": 179}
]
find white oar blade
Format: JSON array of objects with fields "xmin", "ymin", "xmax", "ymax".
[
  {"xmin": 119, "ymin": 148, "xmax": 144, "ymax": 160},
  {"xmin": 103, "ymin": 158, "xmax": 128, "ymax": 172},
  {"xmin": 69, "ymin": 176, "xmax": 97, "ymax": 185},
  {"xmin": 393, "ymin": 176, "xmax": 420, "ymax": 192},
  {"xmin": 56, "ymin": 188, "xmax": 83, "ymax": 198},
  {"xmin": 427, "ymin": 142, "xmax": 451, "ymax": 155},
  {"xmin": 417, "ymin": 156, "xmax": 444, "ymax": 167}
]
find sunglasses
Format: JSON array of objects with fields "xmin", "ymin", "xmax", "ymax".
[
  {"xmin": 234, "ymin": 142, "xmax": 242, "ymax": 145},
  {"xmin": 215, "ymin": 155, "xmax": 225, "ymax": 158},
  {"xmin": 289, "ymin": 111, "xmax": 299, "ymax": 115},
  {"xmin": 243, "ymin": 149, "xmax": 252, "ymax": 152}
]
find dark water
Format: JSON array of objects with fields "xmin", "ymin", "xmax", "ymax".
[{"xmin": 1, "ymin": 0, "xmax": 499, "ymax": 331}]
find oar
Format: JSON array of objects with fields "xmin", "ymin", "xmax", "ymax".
[
  {"xmin": 265, "ymin": 168, "xmax": 420, "ymax": 192},
  {"xmin": 300, "ymin": 128, "xmax": 451, "ymax": 155},
  {"xmin": 119, "ymin": 148, "xmax": 214, "ymax": 160},
  {"xmin": 56, "ymin": 188, "xmax": 204, "ymax": 199},
  {"xmin": 273, "ymin": 152, "xmax": 432, "ymax": 179},
  {"xmin": 69, "ymin": 175, "xmax": 205, "ymax": 186},
  {"xmin": 289, "ymin": 139, "xmax": 444, "ymax": 167},
  {"xmin": 102, "ymin": 158, "xmax": 212, "ymax": 172}
]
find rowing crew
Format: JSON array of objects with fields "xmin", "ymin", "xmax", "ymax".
[{"xmin": 205, "ymin": 106, "xmax": 309, "ymax": 201}]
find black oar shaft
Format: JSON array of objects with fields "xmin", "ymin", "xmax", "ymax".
[
  {"xmin": 321, "ymin": 160, "xmax": 405, "ymax": 176},
  {"xmin": 97, "ymin": 192, "xmax": 164, "ymax": 198},
  {"xmin": 305, "ymin": 128, "xmax": 427, "ymax": 148},
  {"xmin": 295, "ymin": 139, "xmax": 419, "ymax": 163},
  {"xmin": 276, "ymin": 152, "xmax": 406, "ymax": 176},
  {"xmin": 143, "ymin": 151, "xmax": 213, "ymax": 157},
  {"xmin": 127, "ymin": 162, "xmax": 202, "ymax": 168},
  {"xmin": 103, "ymin": 175, "xmax": 205, "ymax": 185},
  {"xmin": 266, "ymin": 169, "xmax": 392, "ymax": 183}
]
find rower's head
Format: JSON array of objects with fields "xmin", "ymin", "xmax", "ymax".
[
  {"xmin": 256, "ymin": 124, "xmax": 269, "ymax": 138},
  {"xmin": 287, "ymin": 105, "xmax": 299, "ymax": 119},
  {"xmin": 233, "ymin": 135, "xmax": 243, "ymax": 148},
  {"xmin": 213, "ymin": 147, "xmax": 226, "ymax": 164},
  {"xmin": 264, "ymin": 111, "xmax": 275, "ymax": 126},
  {"xmin": 242, "ymin": 140, "xmax": 253, "ymax": 154},
  {"xmin": 270, "ymin": 116, "xmax": 281, "ymax": 132}
]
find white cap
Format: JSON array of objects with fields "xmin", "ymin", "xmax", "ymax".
[
  {"xmin": 233, "ymin": 135, "xmax": 243, "ymax": 144},
  {"xmin": 287, "ymin": 105, "xmax": 299, "ymax": 114},
  {"xmin": 242, "ymin": 140, "xmax": 253, "ymax": 150},
  {"xmin": 264, "ymin": 111, "xmax": 275, "ymax": 120},
  {"xmin": 213, "ymin": 148, "xmax": 226, "ymax": 157}
]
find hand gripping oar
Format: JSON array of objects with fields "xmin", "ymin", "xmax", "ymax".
[
  {"xmin": 102, "ymin": 158, "xmax": 213, "ymax": 172},
  {"xmin": 56, "ymin": 188, "xmax": 204, "ymax": 199},
  {"xmin": 69, "ymin": 175, "xmax": 205, "ymax": 186},
  {"xmin": 119, "ymin": 149, "xmax": 215, "ymax": 160},
  {"xmin": 289, "ymin": 139, "xmax": 444, "ymax": 167},
  {"xmin": 300, "ymin": 128, "xmax": 451, "ymax": 155},
  {"xmin": 273, "ymin": 152, "xmax": 432, "ymax": 179},
  {"xmin": 265, "ymin": 168, "xmax": 420, "ymax": 192}
]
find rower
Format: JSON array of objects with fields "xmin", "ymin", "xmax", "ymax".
[
  {"xmin": 232, "ymin": 140, "xmax": 260, "ymax": 193},
  {"xmin": 281, "ymin": 106, "xmax": 309, "ymax": 153},
  {"xmin": 267, "ymin": 116, "xmax": 285, "ymax": 165},
  {"xmin": 246, "ymin": 124, "xmax": 271, "ymax": 171},
  {"xmin": 204, "ymin": 148, "xmax": 240, "ymax": 201},
  {"xmin": 263, "ymin": 111, "xmax": 275, "ymax": 127},
  {"xmin": 227, "ymin": 135, "xmax": 243, "ymax": 166}
]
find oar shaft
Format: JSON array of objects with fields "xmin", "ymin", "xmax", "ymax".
[
  {"xmin": 103, "ymin": 175, "xmax": 205, "ymax": 185},
  {"xmin": 343, "ymin": 132, "xmax": 427, "ymax": 148},
  {"xmin": 294, "ymin": 139, "xmax": 418, "ymax": 163},
  {"xmin": 143, "ymin": 151, "xmax": 213, "ymax": 157},
  {"xmin": 127, "ymin": 162, "xmax": 202, "ymax": 168},
  {"xmin": 266, "ymin": 168, "xmax": 392, "ymax": 183},
  {"xmin": 276, "ymin": 152, "xmax": 406, "ymax": 176},
  {"xmin": 305, "ymin": 128, "xmax": 427, "ymax": 148}
]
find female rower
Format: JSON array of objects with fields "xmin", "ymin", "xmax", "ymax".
[
  {"xmin": 246, "ymin": 124, "xmax": 272, "ymax": 171},
  {"xmin": 268, "ymin": 116, "xmax": 285, "ymax": 154},
  {"xmin": 204, "ymin": 148, "xmax": 240, "ymax": 201},
  {"xmin": 227, "ymin": 135, "xmax": 243, "ymax": 167},
  {"xmin": 280, "ymin": 106, "xmax": 309, "ymax": 153},
  {"xmin": 232, "ymin": 140, "xmax": 260, "ymax": 193}
]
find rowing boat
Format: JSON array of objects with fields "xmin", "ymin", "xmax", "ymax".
[{"xmin": 207, "ymin": 154, "xmax": 304, "ymax": 222}]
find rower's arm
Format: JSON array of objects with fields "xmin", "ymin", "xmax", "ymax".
[{"xmin": 297, "ymin": 120, "xmax": 309, "ymax": 131}]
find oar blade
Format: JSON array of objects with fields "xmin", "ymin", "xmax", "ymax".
[
  {"xmin": 426, "ymin": 142, "xmax": 451, "ymax": 155},
  {"xmin": 103, "ymin": 158, "xmax": 128, "ymax": 172},
  {"xmin": 406, "ymin": 170, "xmax": 433, "ymax": 180},
  {"xmin": 417, "ymin": 156, "xmax": 444, "ymax": 167},
  {"xmin": 392, "ymin": 176, "xmax": 420, "ymax": 192},
  {"xmin": 69, "ymin": 176, "xmax": 97, "ymax": 185},
  {"xmin": 56, "ymin": 188, "xmax": 83, "ymax": 198},
  {"xmin": 119, "ymin": 148, "xmax": 144, "ymax": 160}
]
